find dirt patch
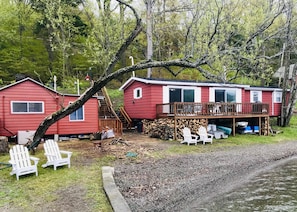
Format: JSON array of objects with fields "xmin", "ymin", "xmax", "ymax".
[
  {"xmin": 33, "ymin": 186, "xmax": 92, "ymax": 212},
  {"xmin": 56, "ymin": 132, "xmax": 169, "ymax": 161}
]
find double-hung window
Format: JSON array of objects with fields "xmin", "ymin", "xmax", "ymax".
[
  {"xmin": 250, "ymin": 91, "xmax": 262, "ymax": 103},
  {"xmin": 274, "ymin": 91, "xmax": 282, "ymax": 103},
  {"xmin": 11, "ymin": 101, "xmax": 44, "ymax": 114},
  {"xmin": 69, "ymin": 103, "xmax": 84, "ymax": 121}
]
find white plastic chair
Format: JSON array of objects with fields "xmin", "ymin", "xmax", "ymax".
[
  {"xmin": 42, "ymin": 139, "xmax": 72, "ymax": 170},
  {"xmin": 197, "ymin": 126, "xmax": 214, "ymax": 144},
  {"xmin": 181, "ymin": 127, "xmax": 199, "ymax": 145},
  {"xmin": 9, "ymin": 145, "xmax": 39, "ymax": 180}
]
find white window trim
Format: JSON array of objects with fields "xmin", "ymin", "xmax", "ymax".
[
  {"xmin": 273, "ymin": 91, "xmax": 282, "ymax": 103},
  {"xmin": 133, "ymin": 87, "xmax": 142, "ymax": 99},
  {"xmin": 163, "ymin": 86, "xmax": 201, "ymax": 103},
  {"xmin": 250, "ymin": 91, "xmax": 262, "ymax": 103},
  {"xmin": 11, "ymin": 101, "xmax": 44, "ymax": 114},
  {"xmin": 209, "ymin": 87, "xmax": 241, "ymax": 103},
  {"xmin": 69, "ymin": 102, "xmax": 85, "ymax": 121}
]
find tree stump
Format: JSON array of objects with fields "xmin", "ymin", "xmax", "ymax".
[{"xmin": 0, "ymin": 136, "xmax": 9, "ymax": 153}]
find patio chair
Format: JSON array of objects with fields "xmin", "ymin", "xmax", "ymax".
[
  {"xmin": 197, "ymin": 126, "xmax": 214, "ymax": 144},
  {"xmin": 42, "ymin": 139, "xmax": 72, "ymax": 170},
  {"xmin": 181, "ymin": 127, "xmax": 199, "ymax": 145},
  {"xmin": 9, "ymin": 145, "xmax": 39, "ymax": 180}
]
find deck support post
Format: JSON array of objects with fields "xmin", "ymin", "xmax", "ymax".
[
  {"xmin": 174, "ymin": 117, "xmax": 177, "ymax": 140},
  {"xmin": 267, "ymin": 116, "xmax": 270, "ymax": 136},
  {"xmin": 232, "ymin": 118, "xmax": 236, "ymax": 136},
  {"xmin": 259, "ymin": 117, "xmax": 261, "ymax": 136}
]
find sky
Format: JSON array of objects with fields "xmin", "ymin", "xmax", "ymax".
[{"xmin": 85, "ymin": 0, "xmax": 145, "ymax": 17}]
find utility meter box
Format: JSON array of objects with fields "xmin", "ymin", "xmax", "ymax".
[{"xmin": 17, "ymin": 130, "xmax": 36, "ymax": 145}]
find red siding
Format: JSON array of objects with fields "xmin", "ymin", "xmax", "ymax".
[
  {"xmin": 200, "ymin": 87, "xmax": 209, "ymax": 103},
  {"xmin": 124, "ymin": 82, "xmax": 162, "ymax": 119},
  {"xmin": 273, "ymin": 103, "xmax": 282, "ymax": 116},
  {"xmin": 262, "ymin": 91, "xmax": 283, "ymax": 117},
  {"xmin": 262, "ymin": 91, "xmax": 272, "ymax": 115},
  {"xmin": 244, "ymin": 90, "xmax": 281, "ymax": 116},
  {"xmin": 54, "ymin": 96, "xmax": 99, "ymax": 135},
  {"xmin": 0, "ymin": 80, "xmax": 98, "ymax": 136},
  {"xmin": 243, "ymin": 90, "xmax": 250, "ymax": 102}
]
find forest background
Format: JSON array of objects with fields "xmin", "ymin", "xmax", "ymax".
[{"xmin": 0, "ymin": 0, "xmax": 296, "ymax": 114}]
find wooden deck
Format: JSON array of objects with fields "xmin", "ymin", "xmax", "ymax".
[
  {"xmin": 156, "ymin": 102, "xmax": 269, "ymax": 118},
  {"xmin": 156, "ymin": 102, "xmax": 270, "ymax": 137}
]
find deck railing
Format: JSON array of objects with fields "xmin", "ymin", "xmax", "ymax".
[{"xmin": 156, "ymin": 102, "xmax": 269, "ymax": 118}]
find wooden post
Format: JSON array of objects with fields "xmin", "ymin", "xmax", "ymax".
[
  {"xmin": 174, "ymin": 117, "xmax": 177, "ymax": 140},
  {"xmin": 233, "ymin": 118, "xmax": 236, "ymax": 136},
  {"xmin": 267, "ymin": 116, "xmax": 270, "ymax": 136},
  {"xmin": 0, "ymin": 136, "xmax": 9, "ymax": 153},
  {"xmin": 259, "ymin": 117, "xmax": 261, "ymax": 136}
]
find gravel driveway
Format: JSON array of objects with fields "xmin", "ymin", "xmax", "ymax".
[{"xmin": 114, "ymin": 141, "xmax": 297, "ymax": 212}]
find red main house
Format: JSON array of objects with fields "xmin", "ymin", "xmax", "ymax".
[
  {"xmin": 119, "ymin": 77, "xmax": 284, "ymax": 121},
  {"xmin": 0, "ymin": 78, "xmax": 99, "ymax": 140}
]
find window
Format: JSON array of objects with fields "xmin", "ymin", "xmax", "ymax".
[
  {"xmin": 169, "ymin": 88, "xmax": 195, "ymax": 103},
  {"xmin": 11, "ymin": 101, "xmax": 44, "ymax": 113},
  {"xmin": 183, "ymin": 89, "xmax": 194, "ymax": 102},
  {"xmin": 250, "ymin": 91, "xmax": 262, "ymax": 103},
  {"xmin": 215, "ymin": 89, "xmax": 236, "ymax": 102},
  {"xmin": 69, "ymin": 103, "xmax": 84, "ymax": 121},
  {"xmin": 274, "ymin": 91, "xmax": 282, "ymax": 103},
  {"xmin": 133, "ymin": 88, "xmax": 142, "ymax": 99}
]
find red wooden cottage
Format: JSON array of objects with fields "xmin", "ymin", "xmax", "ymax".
[
  {"xmin": 119, "ymin": 77, "xmax": 284, "ymax": 137},
  {"xmin": 0, "ymin": 78, "xmax": 99, "ymax": 143}
]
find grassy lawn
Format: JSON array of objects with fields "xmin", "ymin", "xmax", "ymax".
[
  {"xmin": 0, "ymin": 142, "xmax": 115, "ymax": 211},
  {"xmin": 1, "ymin": 116, "xmax": 297, "ymax": 211}
]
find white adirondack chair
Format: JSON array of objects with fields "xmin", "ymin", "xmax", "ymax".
[
  {"xmin": 181, "ymin": 127, "xmax": 199, "ymax": 145},
  {"xmin": 197, "ymin": 126, "xmax": 214, "ymax": 144},
  {"xmin": 42, "ymin": 139, "xmax": 72, "ymax": 170},
  {"xmin": 9, "ymin": 145, "xmax": 39, "ymax": 180}
]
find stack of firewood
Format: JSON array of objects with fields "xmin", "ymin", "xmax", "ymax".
[
  {"xmin": 142, "ymin": 118, "xmax": 208, "ymax": 140},
  {"xmin": 261, "ymin": 117, "xmax": 269, "ymax": 135},
  {"xmin": 142, "ymin": 119, "xmax": 175, "ymax": 140}
]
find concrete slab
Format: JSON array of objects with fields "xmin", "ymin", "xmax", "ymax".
[{"xmin": 102, "ymin": 166, "xmax": 131, "ymax": 212}]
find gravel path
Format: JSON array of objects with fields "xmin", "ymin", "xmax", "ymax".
[{"xmin": 114, "ymin": 141, "xmax": 297, "ymax": 212}]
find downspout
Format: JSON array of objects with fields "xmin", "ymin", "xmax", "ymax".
[
  {"xmin": 2, "ymin": 96, "xmax": 15, "ymax": 136},
  {"xmin": 272, "ymin": 92, "xmax": 274, "ymax": 116}
]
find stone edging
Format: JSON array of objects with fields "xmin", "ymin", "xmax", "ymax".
[{"xmin": 102, "ymin": 166, "xmax": 131, "ymax": 212}]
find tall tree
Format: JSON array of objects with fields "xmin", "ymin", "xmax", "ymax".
[
  {"xmin": 279, "ymin": 0, "xmax": 297, "ymax": 127},
  {"xmin": 0, "ymin": 0, "xmax": 50, "ymax": 82},
  {"xmin": 29, "ymin": 0, "xmax": 289, "ymax": 149},
  {"xmin": 32, "ymin": 0, "xmax": 88, "ymax": 81},
  {"xmin": 145, "ymin": 0, "xmax": 154, "ymax": 78}
]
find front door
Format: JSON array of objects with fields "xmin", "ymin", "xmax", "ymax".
[
  {"xmin": 169, "ymin": 88, "xmax": 181, "ymax": 103},
  {"xmin": 169, "ymin": 88, "xmax": 181, "ymax": 113}
]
